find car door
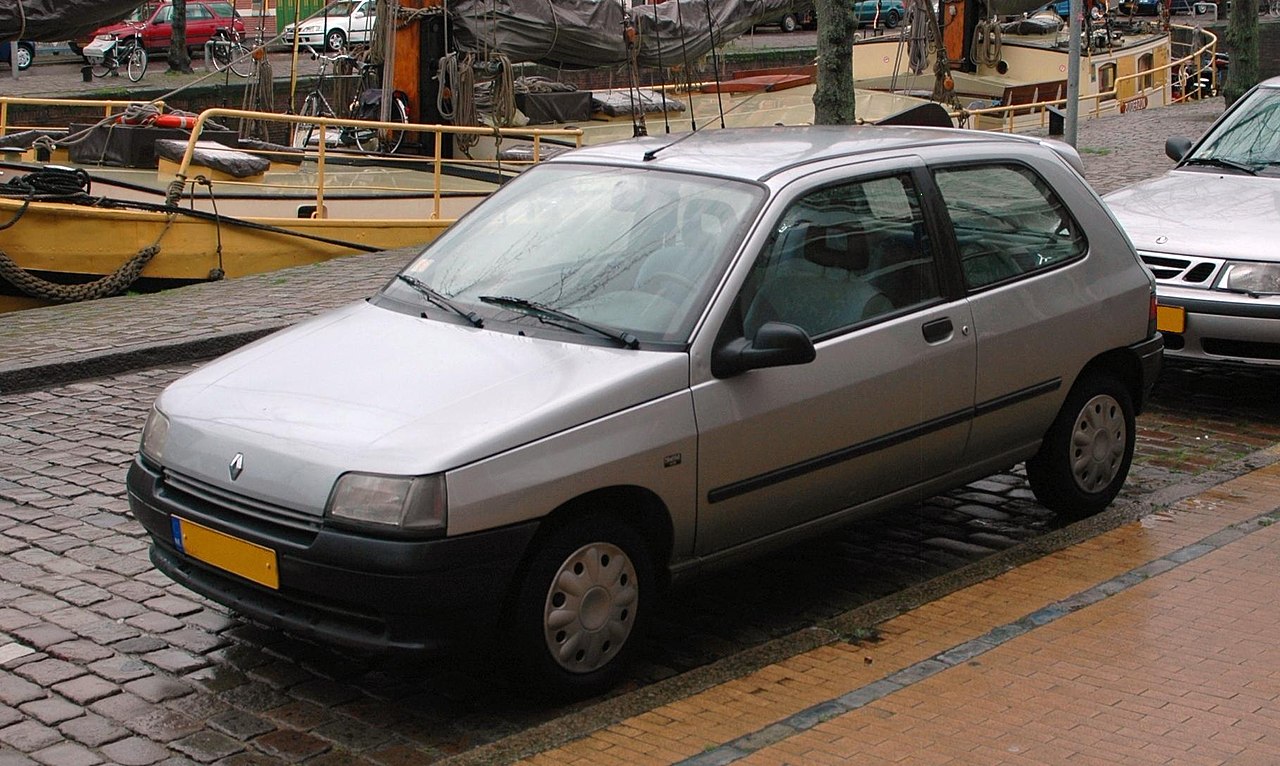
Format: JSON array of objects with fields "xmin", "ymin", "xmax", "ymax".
[
  {"xmin": 691, "ymin": 162, "xmax": 976, "ymax": 555},
  {"xmin": 930, "ymin": 158, "xmax": 1092, "ymax": 463},
  {"xmin": 185, "ymin": 3, "xmax": 216, "ymax": 46},
  {"xmin": 351, "ymin": 0, "xmax": 376, "ymax": 43}
]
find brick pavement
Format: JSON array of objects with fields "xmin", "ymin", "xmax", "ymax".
[{"xmin": 511, "ymin": 453, "xmax": 1280, "ymax": 766}]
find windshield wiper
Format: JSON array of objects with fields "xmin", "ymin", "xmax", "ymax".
[
  {"xmin": 1183, "ymin": 157, "xmax": 1259, "ymax": 175},
  {"xmin": 478, "ymin": 295, "xmax": 640, "ymax": 349},
  {"xmin": 397, "ymin": 274, "xmax": 483, "ymax": 328}
]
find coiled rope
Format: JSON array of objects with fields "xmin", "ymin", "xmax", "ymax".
[{"xmin": 971, "ymin": 18, "xmax": 1002, "ymax": 68}]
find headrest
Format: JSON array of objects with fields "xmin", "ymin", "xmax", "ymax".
[{"xmin": 803, "ymin": 224, "xmax": 871, "ymax": 271}]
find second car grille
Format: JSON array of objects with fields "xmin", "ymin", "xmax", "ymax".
[{"xmin": 1140, "ymin": 252, "xmax": 1220, "ymax": 284}]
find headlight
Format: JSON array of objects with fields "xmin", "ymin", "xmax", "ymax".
[
  {"xmin": 326, "ymin": 473, "xmax": 446, "ymax": 536},
  {"xmin": 1219, "ymin": 262, "xmax": 1280, "ymax": 295},
  {"xmin": 140, "ymin": 406, "xmax": 170, "ymax": 464},
  {"xmin": 300, "ymin": 23, "xmax": 320, "ymax": 33}
]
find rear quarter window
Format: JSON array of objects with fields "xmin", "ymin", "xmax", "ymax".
[{"xmin": 933, "ymin": 163, "xmax": 1088, "ymax": 291}]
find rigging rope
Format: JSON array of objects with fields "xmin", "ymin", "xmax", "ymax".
[{"xmin": 971, "ymin": 18, "xmax": 1003, "ymax": 68}]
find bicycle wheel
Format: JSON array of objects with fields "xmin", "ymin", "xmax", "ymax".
[
  {"xmin": 229, "ymin": 44, "xmax": 254, "ymax": 77},
  {"xmin": 90, "ymin": 50, "xmax": 115, "ymax": 78},
  {"xmin": 354, "ymin": 95, "xmax": 409, "ymax": 154},
  {"xmin": 210, "ymin": 39, "xmax": 232, "ymax": 72},
  {"xmin": 126, "ymin": 46, "xmax": 148, "ymax": 82},
  {"xmin": 292, "ymin": 95, "xmax": 323, "ymax": 149}
]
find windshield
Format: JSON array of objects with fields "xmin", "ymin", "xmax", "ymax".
[
  {"xmin": 386, "ymin": 163, "xmax": 763, "ymax": 345},
  {"xmin": 1188, "ymin": 85, "xmax": 1280, "ymax": 174}
]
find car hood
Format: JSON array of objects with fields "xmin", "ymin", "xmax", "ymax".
[
  {"xmin": 1104, "ymin": 170, "xmax": 1280, "ymax": 260},
  {"xmin": 156, "ymin": 301, "xmax": 689, "ymax": 514}
]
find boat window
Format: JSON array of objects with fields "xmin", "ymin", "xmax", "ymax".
[
  {"xmin": 933, "ymin": 163, "xmax": 1087, "ymax": 290},
  {"xmin": 1138, "ymin": 53, "xmax": 1155, "ymax": 91},
  {"xmin": 390, "ymin": 163, "xmax": 764, "ymax": 345},
  {"xmin": 1098, "ymin": 64, "xmax": 1117, "ymax": 101},
  {"xmin": 734, "ymin": 173, "xmax": 941, "ymax": 341}
]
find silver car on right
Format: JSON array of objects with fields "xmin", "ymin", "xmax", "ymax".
[{"xmin": 1105, "ymin": 75, "xmax": 1280, "ymax": 367}]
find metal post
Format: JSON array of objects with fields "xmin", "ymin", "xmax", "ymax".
[
  {"xmin": 9, "ymin": 42, "xmax": 17, "ymax": 80},
  {"xmin": 1065, "ymin": 0, "xmax": 1082, "ymax": 146}
]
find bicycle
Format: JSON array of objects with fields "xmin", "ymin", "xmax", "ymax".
[
  {"xmin": 83, "ymin": 26, "xmax": 148, "ymax": 83},
  {"xmin": 208, "ymin": 26, "xmax": 253, "ymax": 78},
  {"xmin": 292, "ymin": 47, "xmax": 410, "ymax": 154}
]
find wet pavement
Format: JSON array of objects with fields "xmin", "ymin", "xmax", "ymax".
[{"xmin": 4, "ymin": 95, "xmax": 1277, "ymax": 765}]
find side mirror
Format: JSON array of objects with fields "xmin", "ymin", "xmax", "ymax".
[
  {"xmin": 1165, "ymin": 136, "xmax": 1193, "ymax": 162},
  {"xmin": 712, "ymin": 321, "xmax": 816, "ymax": 378}
]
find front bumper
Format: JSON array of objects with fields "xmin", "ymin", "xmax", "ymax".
[
  {"xmin": 1156, "ymin": 288, "xmax": 1280, "ymax": 367},
  {"xmin": 127, "ymin": 457, "xmax": 539, "ymax": 653}
]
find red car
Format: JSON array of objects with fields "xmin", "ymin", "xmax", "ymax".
[{"xmin": 83, "ymin": 1, "xmax": 245, "ymax": 54}]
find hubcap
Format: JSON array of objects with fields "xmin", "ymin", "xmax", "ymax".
[
  {"xmin": 1070, "ymin": 393, "xmax": 1126, "ymax": 493},
  {"xmin": 543, "ymin": 542, "xmax": 638, "ymax": 674}
]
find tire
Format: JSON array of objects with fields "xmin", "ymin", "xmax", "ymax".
[
  {"xmin": 293, "ymin": 95, "xmax": 323, "ymax": 149},
  {"xmin": 885, "ymin": 10, "xmax": 901, "ymax": 28},
  {"xmin": 90, "ymin": 50, "xmax": 114, "ymax": 78},
  {"xmin": 354, "ymin": 95, "xmax": 409, "ymax": 154},
  {"xmin": 1027, "ymin": 371, "xmax": 1135, "ymax": 520},
  {"xmin": 229, "ymin": 44, "xmax": 253, "ymax": 77},
  {"xmin": 326, "ymin": 28, "xmax": 347, "ymax": 52},
  {"xmin": 126, "ymin": 46, "xmax": 147, "ymax": 82},
  {"xmin": 780, "ymin": 14, "xmax": 799, "ymax": 32},
  {"xmin": 14, "ymin": 43, "xmax": 34, "ymax": 71},
  {"xmin": 508, "ymin": 515, "xmax": 652, "ymax": 700},
  {"xmin": 210, "ymin": 38, "xmax": 232, "ymax": 72}
]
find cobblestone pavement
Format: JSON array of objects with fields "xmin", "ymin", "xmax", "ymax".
[{"xmin": 0, "ymin": 96, "xmax": 1268, "ymax": 765}]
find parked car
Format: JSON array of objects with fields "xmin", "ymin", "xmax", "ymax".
[
  {"xmin": 1117, "ymin": 0, "xmax": 1161, "ymax": 13},
  {"xmin": 754, "ymin": 4, "xmax": 815, "ymax": 32},
  {"xmin": 86, "ymin": 1, "xmax": 245, "ymax": 55},
  {"xmin": 0, "ymin": 40, "xmax": 35, "ymax": 71},
  {"xmin": 1105, "ymin": 75, "xmax": 1280, "ymax": 367},
  {"xmin": 128, "ymin": 125, "xmax": 1161, "ymax": 698},
  {"xmin": 854, "ymin": 0, "xmax": 907, "ymax": 27},
  {"xmin": 282, "ymin": 0, "xmax": 377, "ymax": 52}
]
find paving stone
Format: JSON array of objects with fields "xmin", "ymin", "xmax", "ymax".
[
  {"xmin": 17, "ymin": 697, "xmax": 83, "ymax": 726},
  {"xmin": 13, "ymin": 660, "xmax": 84, "ymax": 687},
  {"xmin": 87, "ymin": 655, "xmax": 152, "ymax": 683},
  {"xmin": 0, "ymin": 721, "xmax": 62, "ymax": 753},
  {"xmin": 52, "ymin": 675, "xmax": 121, "ymax": 707},
  {"xmin": 183, "ymin": 666, "xmax": 246, "ymax": 695},
  {"xmin": 0, "ymin": 748, "xmax": 37, "ymax": 766},
  {"xmin": 99, "ymin": 736, "xmax": 172, "ymax": 766},
  {"xmin": 58, "ymin": 713, "xmax": 130, "ymax": 748},
  {"xmin": 27, "ymin": 742, "xmax": 101, "ymax": 766},
  {"xmin": 113, "ymin": 637, "xmax": 169, "ymax": 655},
  {"xmin": 252, "ymin": 730, "xmax": 331, "ymax": 763},
  {"xmin": 217, "ymin": 754, "xmax": 288, "ymax": 766},
  {"xmin": 74, "ymin": 620, "xmax": 140, "ymax": 646},
  {"xmin": 125, "ymin": 614, "xmax": 184, "ymax": 635},
  {"xmin": 55, "ymin": 586, "xmax": 111, "ymax": 608},
  {"xmin": 182, "ymin": 611, "xmax": 237, "ymax": 636},
  {"xmin": 88, "ymin": 692, "xmax": 156, "ymax": 724},
  {"xmin": 312, "ymin": 716, "xmax": 395, "ymax": 752},
  {"xmin": 0, "ymin": 646, "xmax": 36, "ymax": 669},
  {"xmin": 123, "ymin": 676, "xmax": 194, "ymax": 704},
  {"xmin": 143, "ymin": 598, "xmax": 202, "ymax": 619},
  {"xmin": 168, "ymin": 730, "xmax": 245, "ymax": 763},
  {"xmin": 160, "ymin": 629, "xmax": 226, "ymax": 656},
  {"xmin": 8, "ymin": 626, "xmax": 77, "ymax": 651},
  {"xmin": 0, "ymin": 708, "xmax": 19, "ymax": 729},
  {"xmin": 206, "ymin": 710, "xmax": 272, "ymax": 741},
  {"xmin": 126, "ymin": 709, "xmax": 202, "ymax": 743},
  {"xmin": 263, "ymin": 701, "xmax": 331, "ymax": 731},
  {"xmin": 47, "ymin": 641, "xmax": 114, "ymax": 664},
  {"xmin": 142, "ymin": 650, "xmax": 207, "ymax": 676}
]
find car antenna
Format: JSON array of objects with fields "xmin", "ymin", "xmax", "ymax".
[{"xmin": 642, "ymin": 88, "xmax": 767, "ymax": 162}]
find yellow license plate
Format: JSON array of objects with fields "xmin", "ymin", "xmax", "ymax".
[
  {"xmin": 173, "ymin": 517, "xmax": 279, "ymax": 589},
  {"xmin": 1156, "ymin": 305, "xmax": 1186, "ymax": 334}
]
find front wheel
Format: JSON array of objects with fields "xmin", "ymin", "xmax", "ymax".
[
  {"xmin": 228, "ymin": 44, "xmax": 253, "ymax": 77},
  {"xmin": 126, "ymin": 46, "xmax": 147, "ymax": 82},
  {"xmin": 292, "ymin": 95, "xmax": 323, "ymax": 148},
  {"xmin": 354, "ymin": 95, "xmax": 409, "ymax": 154},
  {"xmin": 508, "ymin": 516, "xmax": 651, "ymax": 700},
  {"xmin": 780, "ymin": 14, "xmax": 798, "ymax": 32},
  {"xmin": 885, "ymin": 10, "xmax": 901, "ymax": 28},
  {"xmin": 1027, "ymin": 371, "xmax": 1135, "ymax": 520},
  {"xmin": 326, "ymin": 28, "xmax": 347, "ymax": 52}
]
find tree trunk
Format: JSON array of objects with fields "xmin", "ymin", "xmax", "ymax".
[
  {"xmin": 813, "ymin": 0, "xmax": 857, "ymax": 124},
  {"xmin": 169, "ymin": 0, "xmax": 193, "ymax": 74},
  {"xmin": 1223, "ymin": 0, "xmax": 1259, "ymax": 107}
]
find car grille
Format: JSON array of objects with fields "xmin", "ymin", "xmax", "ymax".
[
  {"xmin": 161, "ymin": 470, "xmax": 321, "ymax": 542},
  {"xmin": 1140, "ymin": 252, "xmax": 1221, "ymax": 285}
]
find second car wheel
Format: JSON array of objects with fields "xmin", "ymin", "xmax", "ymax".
[
  {"xmin": 885, "ymin": 10, "xmax": 901, "ymax": 27},
  {"xmin": 1027, "ymin": 371, "xmax": 1135, "ymax": 520},
  {"xmin": 326, "ymin": 28, "xmax": 347, "ymax": 51},
  {"xmin": 509, "ymin": 515, "xmax": 651, "ymax": 700},
  {"xmin": 780, "ymin": 13, "xmax": 799, "ymax": 32}
]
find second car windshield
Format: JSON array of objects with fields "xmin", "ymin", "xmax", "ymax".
[
  {"xmin": 1190, "ymin": 86, "xmax": 1280, "ymax": 172},
  {"xmin": 389, "ymin": 163, "xmax": 762, "ymax": 345}
]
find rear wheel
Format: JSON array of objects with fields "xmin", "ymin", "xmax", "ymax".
[
  {"xmin": 90, "ymin": 50, "xmax": 114, "ymax": 78},
  {"xmin": 326, "ymin": 28, "xmax": 347, "ymax": 52},
  {"xmin": 228, "ymin": 44, "xmax": 253, "ymax": 77},
  {"xmin": 126, "ymin": 45, "xmax": 147, "ymax": 82},
  {"xmin": 1027, "ymin": 371, "xmax": 1135, "ymax": 520},
  {"xmin": 292, "ymin": 95, "xmax": 323, "ymax": 149},
  {"xmin": 885, "ymin": 10, "xmax": 902, "ymax": 27},
  {"xmin": 354, "ymin": 94, "xmax": 409, "ymax": 154},
  {"xmin": 780, "ymin": 13, "xmax": 798, "ymax": 32},
  {"xmin": 14, "ymin": 43, "xmax": 34, "ymax": 71},
  {"xmin": 508, "ymin": 515, "xmax": 651, "ymax": 700}
]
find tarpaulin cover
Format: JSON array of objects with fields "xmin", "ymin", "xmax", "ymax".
[
  {"xmin": 1, "ymin": 0, "xmax": 144, "ymax": 42},
  {"xmin": 449, "ymin": 0, "xmax": 803, "ymax": 68}
]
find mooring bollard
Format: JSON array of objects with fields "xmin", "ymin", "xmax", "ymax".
[{"xmin": 81, "ymin": 65, "xmax": 93, "ymax": 83}]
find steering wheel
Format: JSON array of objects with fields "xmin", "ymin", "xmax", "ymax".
[{"xmin": 640, "ymin": 270, "xmax": 697, "ymax": 300}]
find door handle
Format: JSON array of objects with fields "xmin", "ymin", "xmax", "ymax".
[{"xmin": 922, "ymin": 318, "xmax": 953, "ymax": 343}]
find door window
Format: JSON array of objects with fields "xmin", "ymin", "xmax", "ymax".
[
  {"xmin": 933, "ymin": 163, "xmax": 1087, "ymax": 290},
  {"xmin": 736, "ymin": 173, "xmax": 940, "ymax": 340}
]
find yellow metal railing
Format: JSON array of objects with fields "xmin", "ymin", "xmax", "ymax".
[
  {"xmin": 954, "ymin": 24, "xmax": 1218, "ymax": 133},
  {"xmin": 0, "ymin": 96, "xmax": 167, "ymax": 136}
]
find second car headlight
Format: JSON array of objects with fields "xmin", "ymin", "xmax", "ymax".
[
  {"xmin": 325, "ymin": 472, "xmax": 446, "ymax": 536},
  {"xmin": 1220, "ymin": 262, "xmax": 1280, "ymax": 295},
  {"xmin": 140, "ymin": 406, "xmax": 170, "ymax": 465}
]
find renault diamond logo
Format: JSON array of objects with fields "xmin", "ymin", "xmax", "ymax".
[{"xmin": 229, "ymin": 453, "xmax": 244, "ymax": 481}]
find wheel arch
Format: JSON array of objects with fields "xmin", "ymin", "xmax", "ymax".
[{"xmin": 1074, "ymin": 347, "xmax": 1145, "ymax": 415}]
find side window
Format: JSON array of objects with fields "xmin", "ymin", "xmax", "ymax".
[
  {"xmin": 933, "ymin": 163, "xmax": 1087, "ymax": 291},
  {"xmin": 154, "ymin": 7, "xmax": 172, "ymax": 23},
  {"xmin": 737, "ymin": 173, "xmax": 940, "ymax": 340},
  {"xmin": 188, "ymin": 5, "xmax": 212, "ymax": 20},
  {"xmin": 208, "ymin": 2, "xmax": 237, "ymax": 19}
]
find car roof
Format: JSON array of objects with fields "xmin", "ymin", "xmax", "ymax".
[{"xmin": 552, "ymin": 125, "xmax": 1078, "ymax": 182}]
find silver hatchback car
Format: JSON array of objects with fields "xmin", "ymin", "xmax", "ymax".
[{"xmin": 128, "ymin": 126, "xmax": 1161, "ymax": 698}]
